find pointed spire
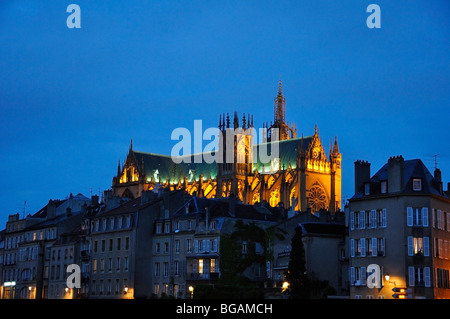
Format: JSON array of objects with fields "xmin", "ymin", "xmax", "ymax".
[
  {"xmin": 333, "ymin": 136, "xmax": 340, "ymax": 154},
  {"xmin": 226, "ymin": 113, "xmax": 230, "ymax": 128},
  {"xmin": 233, "ymin": 111, "xmax": 239, "ymax": 129},
  {"xmin": 242, "ymin": 113, "xmax": 246, "ymax": 130},
  {"xmin": 274, "ymin": 80, "xmax": 286, "ymax": 129},
  {"xmin": 314, "ymin": 124, "xmax": 318, "ymax": 135},
  {"xmin": 129, "ymin": 139, "xmax": 133, "ymax": 151},
  {"xmin": 219, "ymin": 114, "xmax": 222, "ymax": 129}
]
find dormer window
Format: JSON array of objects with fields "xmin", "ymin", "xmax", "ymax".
[
  {"xmin": 380, "ymin": 180, "xmax": 387, "ymax": 194},
  {"xmin": 364, "ymin": 183, "xmax": 370, "ymax": 196},
  {"xmin": 413, "ymin": 178, "xmax": 422, "ymax": 191}
]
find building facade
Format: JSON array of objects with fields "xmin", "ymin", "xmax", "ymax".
[
  {"xmin": 151, "ymin": 195, "xmax": 281, "ymax": 299},
  {"xmin": 349, "ymin": 156, "xmax": 450, "ymax": 299},
  {"xmin": 270, "ymin": 210, "xmax": 348, "ymax": 297},
  {"xmin": 0, "ymin": 193, "xmax": 91, "ymax": 299},
  {"xmin": 111, "ymin": 81, "xmax": 342, "ymax": 215}
]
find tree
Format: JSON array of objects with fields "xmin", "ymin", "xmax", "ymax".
[{"xmin": 287, "ymin": 226, "xmax": 310, "ymax": 298}]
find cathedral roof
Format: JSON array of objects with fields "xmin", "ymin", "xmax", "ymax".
[{"xmin": 129, "ymin": 135, "xmax": 315, "ymax": 182}]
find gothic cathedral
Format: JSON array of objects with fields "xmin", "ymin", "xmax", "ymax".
[{"xmin": 112, "ymin": 81, "xmax": 342, "ymax": 213}]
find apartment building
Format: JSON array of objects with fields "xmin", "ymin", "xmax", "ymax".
[
  {"xmin": 152, "ymin": 196, "xmax": 281, "ymax": 298},
  {"xmin": 85, "ymin": 189, "xmax": 185, "ymax": 299},
  {"xmin": 349, "ymin": 156, "xmax": 450, "ymax": 299},
  {"xmin": 0, "ymin": 193, "xmax": 90, "ymax": 299}
]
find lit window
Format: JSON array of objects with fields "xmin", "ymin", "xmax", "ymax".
[
  {"xmin": 198, "ymin": 259, "xmax": 204, "ymax": 274},
  {"xmin": 413, "ymin": 178, "xmax": 422, "ymax": 191}
]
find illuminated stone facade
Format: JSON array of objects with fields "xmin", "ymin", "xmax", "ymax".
[{"xmin": 112, "ymin": 82, "xmax": 342, "ymax": 214}]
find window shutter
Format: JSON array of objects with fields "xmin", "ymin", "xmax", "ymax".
[
  {"xmin": 408, "ymin": 266, "xmax": 415, "ymax": 286},
  {"xmin": 432, "ymin": 208, "xmax": 435, "ymax": 228},
  {"xmin": 350, "ymin": 267, "xmax": 355, "ymax": 286},
  {"xmin": 350, "ymin": 239, "xmax": 355, "ymax": 258},
  {"xmin": 423, "ymin": 237, "xmax": 430, "ymax": 256},
  {"xmin": 407, "ymin": 236, "xmax": 414, "ymax": 256},
  {"xmin": 382, "ymin": 208, "xmax": 387, "ymax": 227},
  {"xmin": 361, "ymin": 267, "xmax": 367, "ymax": 286},
  {"xmin": 194, "ymin": 240, "xmax": 198, "ymax": 253},
  {"xmin": 372, "ymin": 238, "xmax": 377, "ymax": 256},
  {"xmin": 439, "ymin": 239, "xmax": 444, "ymax": 258},
  {"xmin": 350, "ymin": 211, "xmax": 354, "ymax": 230},
  {"xmin": 407, "ymin": 207, "xmax": 413, "ymax": 226},
  {"xmin": 422, "ymin": 207, "xmax": 429, "ymax": 227},
  {"xmin": 424, "ymin": 267, "xmax": 431, "ymax": 287},
  {"xmin": 361, "ymin": 238, "xmax": 366, "ymax": 257}
]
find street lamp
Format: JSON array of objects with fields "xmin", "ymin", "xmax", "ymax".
[
  {"xmin": 384, "ymin": 272, "xmax": 396, "ymax": 286},
  {"xmin": 281, "ymin": 281, "xmax": 289, "ymax": 293},
  {"xmin": 188, "ymin": 286, "xmax": 194, "ymax": 299}
]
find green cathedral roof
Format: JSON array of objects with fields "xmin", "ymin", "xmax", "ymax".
[{"xmin": 130, "ymin": 136, "xmax": 314, "ymax": 183}]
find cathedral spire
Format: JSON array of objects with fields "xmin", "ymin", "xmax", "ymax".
[
  {"xmin": 274, "ymin": 80, "xmax": 286, "ymax": 125},
  {"xmin": 333, "ymin": 136, "xmax": 340, "ymax": 154}
]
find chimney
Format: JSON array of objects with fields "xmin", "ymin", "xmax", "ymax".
[
  {"xmin": 354, "ymin": 160, "xmax": 371, "ymax": 194},
  {"xmin": 388, "ymin": 156, "xmax": 404, "ymax": 193},
  {"xmin": 434, "ymin": 168, "xmax": 443, "ymax": 194},
  {"xmin": 91, "ymin": 195, "xmax": 99, "ymax": 206},
  {"xmin": 47, "ymin": 200, "xmax": 56, "ymax": 220}
]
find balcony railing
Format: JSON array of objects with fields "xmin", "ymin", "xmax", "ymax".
[{"xmin": 189, "ymin": 272, "xmax": 219, "ymax": 280}]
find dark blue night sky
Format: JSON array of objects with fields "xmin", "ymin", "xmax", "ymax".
[{"xmin": 1, "ymin": 1, "xmax": 449, "ymax": 225}]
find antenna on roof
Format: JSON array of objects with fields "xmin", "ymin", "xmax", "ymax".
[
  {"xmin": 434, "ymin": 154, "xmax": 439, "ymax": 170},
  {"xmin": 22, "ymin": 200, "xmax": 30, "ymax": 219}
]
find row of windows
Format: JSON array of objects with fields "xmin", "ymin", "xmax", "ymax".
[
  {"xmin": 351, "ymin": 207, "xmax": 431, "ymax": 230},
  {"xmin": 350, "ymin": 238, "xmax": 385, "ymax": 257},
  {"xmin": 91, "ymin": 215, "xmax": 133, "ymax": 233},
  {"xmin": 363, "ymin": 178, "xmax": 423, "ymax": 196},
  {"xmin": 155, "ymin": 238, "xmax": 218, "ymax": 255},
  {"xmin": 91, "ymin": 278, "xmax": 128, "ymax": 296},
  {"xmin": 154, "ymin": 283, "xmax": 181, "ymax": 297},
  {"xmin": 92, "ymin": 237, "xmax": 130, "ymax": 253},
  {"xmin": 2, "ymin": 267, "xmax": 37, "ymax": 282},
  {"xmin": 47, "ymin": 264, "xmax": 70, "ymax": 281},
  {"xmin": 155, "ymin": 219, "xmax": 217, "ymax": 234},
  {"xmin": 349, "ymin": 209, "xmax": 387, "ymax": 230},
  {"xmin": 431, "ymin": 209, "xmax": 450, "ymax": 231},
  {"xmin": 4, "ymin": 229, "xmax": 57, "ymax": 249},
  {"xmin": 92, "ymin": 257, "xmax": 129, "ymax": 273},
  {"xmin": 351, "ymin": 236, "xmax": 450, "ymax": 259},
  {"xmin": 154, "ymin": 258, "xmax": 218, "ymax": 277},
  {"xmin": 49, "ymin": 248, "xmax": 74, "ymax": 261},
  {"xmin": 350, "ymin": 266, "xmax": 432, "ymax": 288}
]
